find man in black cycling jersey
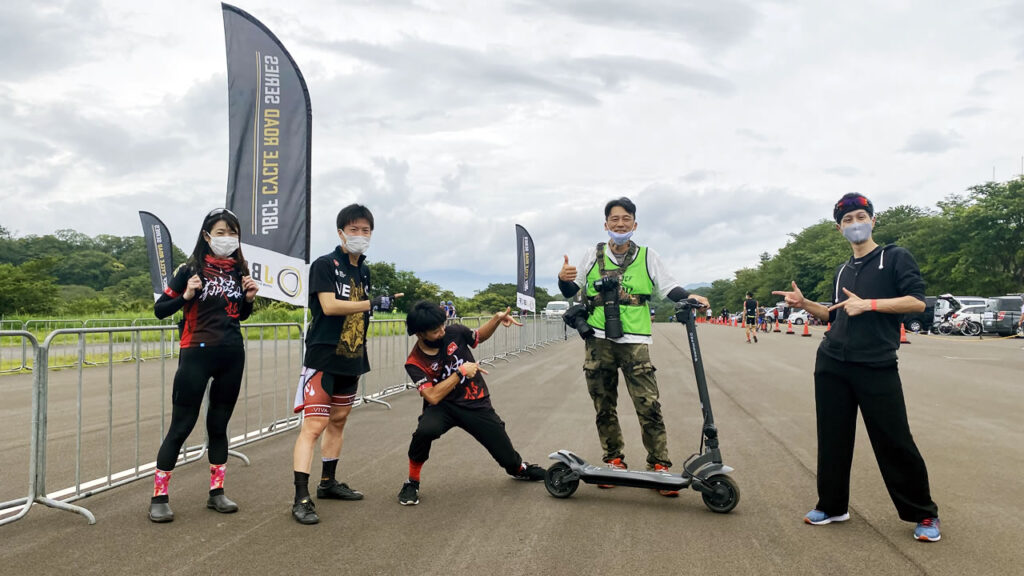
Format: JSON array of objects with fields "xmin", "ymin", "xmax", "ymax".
[{"xmin": 743, "ymin": 292, "xmax": 758, "ymax": 343}]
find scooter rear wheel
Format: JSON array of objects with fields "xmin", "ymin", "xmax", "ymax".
[
  {"xmin": 544, "ymin": 462, "xmax": 579, "ymax": 498},
  {"xmin": 701, "ymin": 474, "xmax": 740, "ymax": 513}
]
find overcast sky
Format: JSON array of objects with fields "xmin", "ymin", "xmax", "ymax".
[{"xmin": 2, "ymin": 0, "xmax": 1023, "ymax": 296}]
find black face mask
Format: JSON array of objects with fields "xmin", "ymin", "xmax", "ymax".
[{"xmin": 423, "ymin": 337, "xmax": 444, "ymax": 349}]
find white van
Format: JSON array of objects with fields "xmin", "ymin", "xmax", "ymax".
[
  {"xmin": 543, "ymin": 301, "xmax": 570, "ymax": 318},
  {"xmin": 933, "ymin": 294, "xmax": 987, "ymax": 325}
]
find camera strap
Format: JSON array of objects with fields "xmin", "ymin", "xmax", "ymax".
[{"xmin": 591, "ymin": 242, "xmax": 647, "ymax": 307}]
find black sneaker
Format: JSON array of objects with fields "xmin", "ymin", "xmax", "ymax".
[
  {"xmin": 291, "ymin": 497, "xmax": 319, "ymax": 524},
  {"xmin": 514, "ymin": 462, "xmax": 546, "ymax": 482},
  {"xmin": 317, "ymin": 480, "xmax": 364, "ymax": 501},
  {"xmin": 398, "ymin": 480, "xmax": 420, "ymax": 506},
  {"xmin": 753, "ymin": 334, "xmax": 758, "ymax": 343}
]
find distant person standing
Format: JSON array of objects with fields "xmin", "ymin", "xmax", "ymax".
[
  {"xmin": 743, "ymin": 292, "xmax": 758, "ymax": 343},
  {"xmin": 773, "ymin": 192, "xmax": 941, "ymax": 542},
  {"xmin": 706, "ymin": 307, "xmax": 713, "ymax": 323},
  {"xmin": 148, "ymin": 208, "xmax": 258, "ymax": 523}
]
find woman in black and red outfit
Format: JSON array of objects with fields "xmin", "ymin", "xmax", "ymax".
[{"xmin": 148, "ymin": 208, "xmax": 258, "ymax": 523}]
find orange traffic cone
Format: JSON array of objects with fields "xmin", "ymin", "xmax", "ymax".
[
  {"xmin": 773, "ymin": 320, "xmax": 781, "ymax": 333},
  {"xmin": 827, "ymin": 322, "xmax": 831, "ymax": 331},
  {"xmin": 899, "ymin": 323, "xmax": 911, "ymax": 344},
  {"xmin": 801, "ymin": 323, "xmax": 811, "ymax": 337},
  {"xmin": 786, "ymin": 321, "xmax": 794, "ymax": 334}
]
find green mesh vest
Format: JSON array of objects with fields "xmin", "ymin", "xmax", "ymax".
[{"xmin": 585, "ymin": 242, "xmax": 654, "ymax": 336}]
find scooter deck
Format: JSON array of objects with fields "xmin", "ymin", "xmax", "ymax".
[{"xmin": 574, "ymin": 463, "xmax": 692, "ymax": 490}]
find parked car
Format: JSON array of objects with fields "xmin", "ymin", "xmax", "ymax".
[
  {"xmin": 542, "ymin": 300, "xmax": 570, "ymax": 319},
  {"xmin": 903, "ymin": 296, "xmax": 937, "ymax": 333},
  {"xmin": 788, "ymin": 309, "xmax": 810, "ymax": 325},
  {"xmin": 982, "ymin": 295, "xmax": 1023, "ymax": 337},
  {"xmin": 933, "ymin": 294, "xmax": 986, "ymax": 328},
  {"xmin": 950, "ymin": 304, "xmax": 985, "ymax": 336}
]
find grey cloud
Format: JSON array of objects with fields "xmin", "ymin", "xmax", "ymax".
[
  {"xmin": 680, "ymin": 170, "xmax": 714, "ymax": 183},
  {"xmin": 441, "ymin": 163, "xmax": 471, "ymax": 195},
  {"xmin": 736, "ymin": 128, "xmax": 771, "ymax": 142},
  {"xmin": 21, "ymin": 106, "xmax": 192, "ymax": 175},
  {"xmin": 310, "ymin": 37, "xmax": 731, "ymax": 133},
  {"xmin": 968, "ymin": 70, "xmax": 1007, "ymax": 97},
  {"xmin": 900, "ymin": 130, "xmax": 962, "ymax": 155},
  {"xmin": 0, "ymin": 0, "xmax": 110, "ymax": 80},
  {"xmin": 512, "ymin": 0, "xmax": 760, "ymax": 53},
  {"xmin": 950, "ymin": 106, "xmax": 988, "ymax": 118},
  {"xmin": 319, "ymin": 39, "xmax": 601, "ymax": 106},
  {"xmin": 372, "ymin": 157, "xmax": 412, "ymax": 198},
  {"xmin": 568, "ymin": 56, "xmax": 733, "ymax": 94},
  {"xmin": 825, "ymin": 166, "xmax": 862, "ymax": 177}
]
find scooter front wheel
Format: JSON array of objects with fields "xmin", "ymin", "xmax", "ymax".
[
  {"xmin": 544, "ymin": 462, "xmax": 579, "ymax": 498},
  {"xmin": 701, "ymin": 474, "xmax": 740, "ymax": 513}
]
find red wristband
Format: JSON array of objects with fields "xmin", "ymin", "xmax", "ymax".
[
  {"xmin": 871, "ymin": 299, "xmax": 878, "ymax": 311},
  {"xmin": 459, "ymin": 364, "xmax": 467, "ymax": 377}
]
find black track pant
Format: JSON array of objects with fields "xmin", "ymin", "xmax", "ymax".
[
  {"xmin": 156, "ymin": 346, "xmax": 245, "ymax": 471},
  {"xmin": 813, "ymin": 351, "xmax": 938, "ymax": 522},
  {"xmin": 407, "ymin": 402, "xmax": 523, "ymax": 475}
]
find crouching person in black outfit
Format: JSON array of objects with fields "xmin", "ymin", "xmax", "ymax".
[{"xmin": 397, "ymin": 301, "xmax": 545, "ymax": 505}]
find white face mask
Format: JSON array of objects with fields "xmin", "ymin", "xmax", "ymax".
[
  {"xmin": 342, "ymin": 232, "xmax": 371, "ymax": 255},
  {"xmin": 207, "ymin": 236, "xmax": 239, "ymax": 258},
  {"xmin": 607, "ymin": 229, "xmax": 634, "ymax": 246}
]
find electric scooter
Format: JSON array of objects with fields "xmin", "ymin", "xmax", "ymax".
[{"xmin": 544, "ymin": 299, "xmax": 740, "ymax": 513}]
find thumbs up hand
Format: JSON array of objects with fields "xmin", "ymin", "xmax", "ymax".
[{"xmin": 558, "ymin": 254, "xmax": 577, "ymax": 283}]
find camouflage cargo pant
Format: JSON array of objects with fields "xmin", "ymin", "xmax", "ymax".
[{"xmin": 583, "ymin": 337, "xmax": 670, "ymax": 468}]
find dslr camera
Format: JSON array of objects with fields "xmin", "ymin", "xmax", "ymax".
[
  {"xmin": 592, "ymin": 275, "xmax": 624, "ymax": 339},
  {"xmin": 563, "ymin": 303, "xmax": 594, "ymax": 339}
]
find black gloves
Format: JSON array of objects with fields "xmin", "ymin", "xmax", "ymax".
[
  {"xmin": 371, "ymin": 295, "xmax": 393, "ymax": 312},
  {"xmin": 667, "ymin": 286, "xmax": 690, "ymax": 302}
]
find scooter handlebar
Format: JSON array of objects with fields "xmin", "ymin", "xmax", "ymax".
[{"xmin": 673, "ymin": 298, "xmax": 707, "ymax": 312}]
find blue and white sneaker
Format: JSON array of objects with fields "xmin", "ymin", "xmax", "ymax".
[
  {"xmin": 803, "ymin": 509, "xmax": 850, "ymax": 525},
  {"xmin": 914, "ymin": 517, "xmax": 941, "ymax": 542}
]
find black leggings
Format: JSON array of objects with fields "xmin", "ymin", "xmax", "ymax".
[
  {"xmin": 408, "ymin": 402, "xmax": 523, "ymax": 475},
  {"xmin": 156, "ymin": 346, "xmax": 245, "ymax": 471}
]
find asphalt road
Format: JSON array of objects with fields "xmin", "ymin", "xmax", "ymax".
[{"xmin": 1, "ymin": 323, "xmax": 1022, "ymax": 576}]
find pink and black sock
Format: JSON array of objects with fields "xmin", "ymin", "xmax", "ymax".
[
  {"xmin": 152, "ymin": 469, "xmax": 171, "ymax": 503},
  {"xmin": 209, "ymin": 464, "xmax": 226, "ymax": 496}
]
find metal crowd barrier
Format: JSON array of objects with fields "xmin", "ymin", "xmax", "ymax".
[
  {"xmin": 1, "ymin": 320, "xmax": 29, "ymax": 373},
  {"xmin": 359, "ymin": 319, "xmax": 415, "ymax": 407},
  {"xmin": 0, "ymin": 315, "xmax": 567, "ymax": 525},
  {"xmin": 0, "ymin": 331, "xmax": 94, "ymax": 526},
  {"xmin": 0, "ymin": 323, "xmax": 302, "ymax": 526}
]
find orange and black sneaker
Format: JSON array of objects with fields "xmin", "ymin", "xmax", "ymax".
[
  {"xmin": 653, "ymin": 463, "xmax": 679, "ymax": 497},
  {"xmin": 598, "ymin": 457, "xmax": 626, "ymax": 488}
]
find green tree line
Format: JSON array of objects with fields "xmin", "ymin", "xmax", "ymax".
[
  {"xmin": 700, "ymin": 178, "xmax": 1024, "ymax": 312},
  {"xmin": 4, "ymin": 177, "xmax": 1019, "ymax": 318},
  {"xmin": 0, "ymin": 224, "xmax": 555, "ymax": 318}
]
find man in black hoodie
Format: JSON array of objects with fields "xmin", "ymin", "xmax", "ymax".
[{"xmin": 773, "ymin": 193, "xmax": 941, "ymax": 542}]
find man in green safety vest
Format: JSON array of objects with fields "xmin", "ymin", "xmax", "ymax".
[{"xmin": 558, "ymin": 197, "xmax": 709, "ymax": 495}]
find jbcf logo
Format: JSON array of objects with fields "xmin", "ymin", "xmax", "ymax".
[{"xmin": 250, "ymin": 262, "xmax": 302, "ymax": 298}]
